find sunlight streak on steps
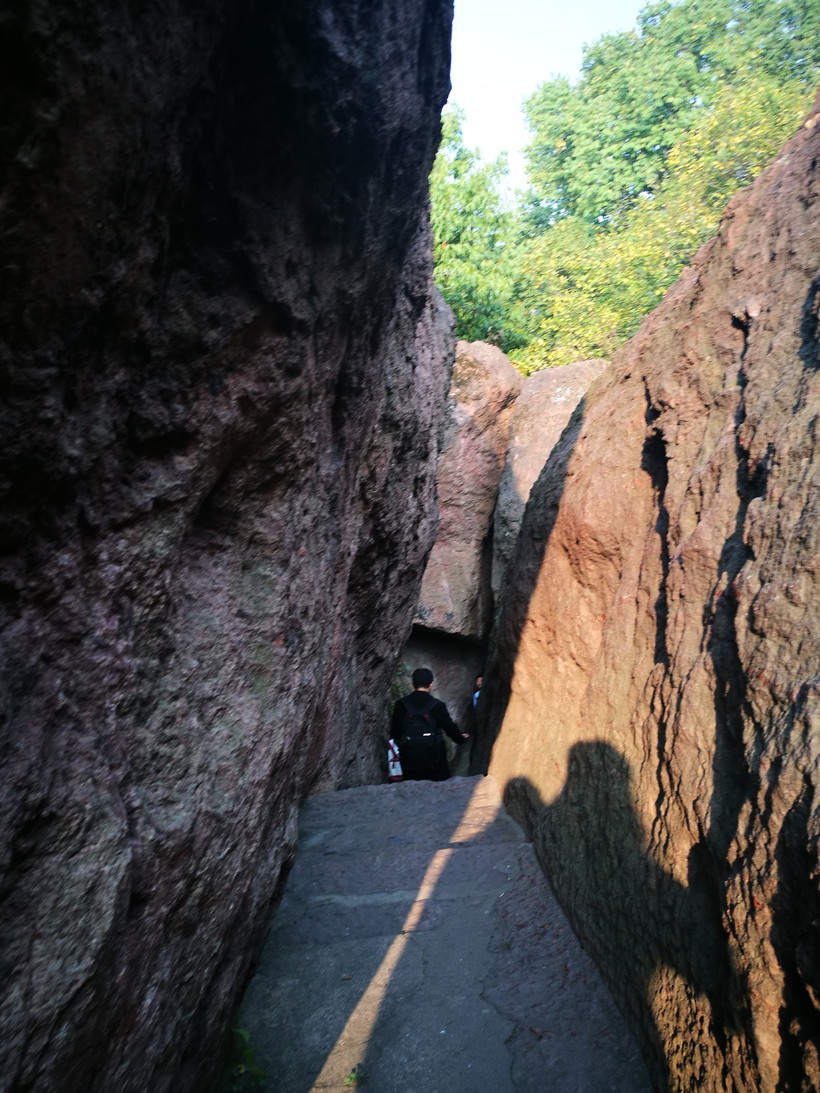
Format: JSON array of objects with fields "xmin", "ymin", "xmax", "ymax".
[{"xmin": 310, "ymin": 781, "xmax": 500, "ymax": 1089}]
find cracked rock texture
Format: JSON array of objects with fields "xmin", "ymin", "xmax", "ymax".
[
  {"xmin": 0, "ymin": 2, "xmax": 453, "ymax": 1091},
  {"xmin": 478, "ymin": 97, "xmax": 820, "ymax": 1091}
]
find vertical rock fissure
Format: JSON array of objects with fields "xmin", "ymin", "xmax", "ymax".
[
  {"xmin": 642, "ymin": 390, "xmax": 670, "ymax": 669},
  {"xmin": 688, "ymin": 347, "xmax": 769, "ymax": 1083},
  {"xmin": 708, "ymin": 351, "xmax": 767, "ymax": 862},
  {"xmin": 771, "ymin": 775, "xmax": 820, "ymax": 1089},
  {"xmin": 798, "ymin": 273, "xmax": 820, "ymax": 373},
  {"xmin": 642, "ymin": 386, "xmax": 673, "ymax": 841}
]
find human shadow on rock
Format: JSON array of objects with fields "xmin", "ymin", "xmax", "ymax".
[{"xmin": 503, "ymin": 743, "xmax": 748, "ymax": 1091}]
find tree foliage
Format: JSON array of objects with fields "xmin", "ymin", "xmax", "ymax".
[
  {"xmin": 514, "ymin": 71, "xmax": 812, "ymax": 372},
  {"xmin": 523, "ymin": 0, "xmax": 820, "ymax": 228},
  {"xmin": 429, "ymin": 107, "xmax": 528, "ymax": 351},
  {"xmin": 431, "ymin": 0, "xmax": 820, "ymax": 373}
]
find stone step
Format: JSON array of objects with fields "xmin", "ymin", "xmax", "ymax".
[{"xmin": 236, "ymin": 775, "xmax": 653, "ymax": 1092}]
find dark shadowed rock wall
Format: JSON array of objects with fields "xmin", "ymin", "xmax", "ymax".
[
  {"xmin": 0, "ymin": 3, "xmax": 453, "ymax": 1091},
  {"xmin": 478, "ymin": 100, "xmax": 820, "ymax": 1091}
]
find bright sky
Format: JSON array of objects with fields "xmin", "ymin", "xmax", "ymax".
[{"xmin": 449, "ymin": 0, "xmax": 648, "ymax": 193}]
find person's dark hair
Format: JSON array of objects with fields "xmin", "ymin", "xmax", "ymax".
[{"xmin": 412, "ymin": 667, "xmax": 434, "ymax": 688}]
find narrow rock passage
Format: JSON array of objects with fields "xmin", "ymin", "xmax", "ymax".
[{"xmin": 238, "ymin": 776, "xmax": 653, "ymax": 1092}]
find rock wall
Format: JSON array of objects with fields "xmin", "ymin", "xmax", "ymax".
[
  {"xmin": 401, "ymin": 345, "xmax": 608, "ymax": 771},
  {"xmin": 0, "ymin": 3, "xmax": 453, "ymax": 1092},
  {"xmin": 400, "ymin": 340, "xmax": 518, "ymax": 768},
  {"xmin": 478, "ymin": 99, "xmax": 820, "ymax": 1091},
  {"xmin": 416, "ymin": 340, "xmax": 521, "ymax": 640},
  {"xmin": 402, "ymin": 344, "xmax": 608, "ymax": 760}
]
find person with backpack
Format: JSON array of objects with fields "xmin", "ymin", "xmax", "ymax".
[{"xmin": 390, "ymin": 667, "xmax": 469, "ymax": 781}]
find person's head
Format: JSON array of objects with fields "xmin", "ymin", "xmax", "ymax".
[
  {"xmin": 475, "ymin": 676, "xmax": 483, "ymax": 689},
  {"xmin": 412, "ymin": 667, "xmax": 434, "ymax": 690}
]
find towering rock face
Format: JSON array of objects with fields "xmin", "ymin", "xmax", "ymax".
[
  {"xmin": 0, "ymin": 3, "xmax": 453, "ymax": 1092},
  {"xmin": 401, "ymin": 345, "xmax": 608, "ymax": 759},
  {"xmin": 392, "ymin": 341, "xmax": 517, "ymax": 769},
  {"xmin": 479, "ymin": 101, "xmax": 820, "ymax": 1091}
]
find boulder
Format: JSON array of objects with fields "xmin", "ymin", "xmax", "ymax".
[
  {"xmin": 415, "ymin": 340, "xmax": 521, "ymax": 639},
  {"xmin": 0, "ymin": 3, "xmax": 453, "ymax": 1091},
  {"xmin": 477, "ymin": 97, "xmax": 820, "ymax": 1092},
  {"xmin": 492, "ymin": 358, "xmax": 609, "ymax": 597}
]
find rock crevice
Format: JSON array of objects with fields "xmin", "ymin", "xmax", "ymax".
[{"xmin": 399, "ymin": 342, "xmax": 608, "ymax": 737}]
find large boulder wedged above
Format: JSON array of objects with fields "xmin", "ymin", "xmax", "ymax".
[
  {"xmin": 479, "ymin": 100, "xmax": 820, "ymax": 1091},
  {"xmin": 492, "ymin": 357, "xmax": 609, "ymax": 596},
  {"xmin": 0, "ymin": 3, "xmax": 453, "ymax": 1092},
  {"xmin": 415, "ymin": 339, "xmax": 521, "ymax": 639}
]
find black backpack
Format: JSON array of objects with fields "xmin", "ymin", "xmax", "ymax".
[{"xmin": 399, "ymin": 695, "xmax": 441, "ymax": 763}]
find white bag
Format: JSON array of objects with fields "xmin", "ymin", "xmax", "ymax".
[{"xmin": 388, "ymin": 738, "xmax": 403, "ymax": 782}]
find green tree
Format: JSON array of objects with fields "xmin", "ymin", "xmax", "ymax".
[
  {"xmin": 524, "ymin": 0, "xmax": 735, "ymax": 225},
  {"xmin": 432, "ymin": 0, "xmax": 820, "ymax": 374},
  {"xmin": 511, "ymin": 69, "xmax": 813, "ymax": 373},
  {"xmin": 429, "ymin": 106, "xmax": 528, "ymax": 351},
  {"xmin": 511, "ymin": 0, "xmax": 820, "ymax": 372},
  {"xmin": 523, "ymin": 0, "xmax": 820, "ymax": 228}
]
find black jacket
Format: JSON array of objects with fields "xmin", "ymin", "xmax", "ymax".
[{"xmin": 390, "ymin": 690, "xmax": 463, "ymax": 744}]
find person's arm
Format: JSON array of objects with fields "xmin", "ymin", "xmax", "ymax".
[
  {"xmin": 390, "ymin": 699, "xmax": 405, "ymax": 741},
  {"xmin": 435, "ymin": 700, "xmax": 469, "ymax": 743}
]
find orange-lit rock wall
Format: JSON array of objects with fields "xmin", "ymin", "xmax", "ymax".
[{"xmin": 479, "ymin": 100, "xmax": 820, "ymax": 1092}]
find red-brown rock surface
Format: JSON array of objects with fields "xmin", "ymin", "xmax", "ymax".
[
  {"xmin": 0, "ymin": 3, "xmax": 453, "ymax": 1091},
  {"xmin": 477, "ymin": 100, "xmax": 820, "ymax": 1091},
  {"xmin": 415, "ymin": 340, "xmax": 521, "ymax": 640},
  {"xmin": 492, "ymin": 358, "xmax": 609, "ymax": 597}
]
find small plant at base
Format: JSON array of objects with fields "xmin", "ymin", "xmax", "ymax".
[
  {"xmin": 229, "ymin": 1027, "xmax": 267, "ymax": 1092},
  {"xmin": 344, "ymin": 1065, "xmax": 366, "ymax": 1087}
]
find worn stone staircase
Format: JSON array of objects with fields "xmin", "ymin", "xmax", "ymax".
[{"xmin": 237, "ymin": 775, "xmax": 653, "ymax": 1092}]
